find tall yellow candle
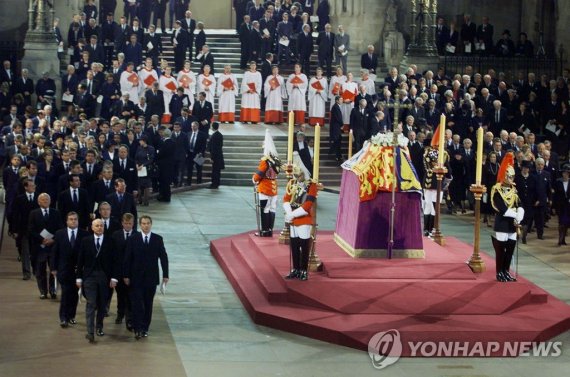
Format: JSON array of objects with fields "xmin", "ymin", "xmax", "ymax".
[
  {"xmin": 287, "ymin": 111, "xmax": 294, "ymax": 163},
  {"xmin": 438, "ymin": 114, "xmax": 446, "ymax": 166},
  {"xmin": 348, "ymin": 129, "xmax": 353, "ymax": 159},
  {"xmin": 313, "ymin": 123, "xmax": 321, "ymax": 182},
  {"xmin": 475, "ymin": 126, "xmax": 484, "ymax": 184}
]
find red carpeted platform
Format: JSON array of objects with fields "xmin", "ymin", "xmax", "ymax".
[{"xmin": 210, "ymin": 231, "xmax": 570, "ymax": 356}]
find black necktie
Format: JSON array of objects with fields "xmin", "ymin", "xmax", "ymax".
[
  {"xmin": 43, "ymin": 209, "xmax": 49, "ymax": 220},
  {"xmin": 125, "ymin": 232, "xmax": 130, "ymax": 240},
  {"xmin": 122, "ymin": 160, "xmax": 126, "ymax": 170},
  {"xmin": 144, "ymin": 235, "xmax": 149, "ymax": 245},
  {"xmin": 73, "ymin": 189, "xmax": 78, "ymax": 204},
  {"xmin": 70, "ymin": 230, "xmax": 76, "ymax": 247},
  {"xmin": 191, "ymin": 132, "xmax": 196, "ymax": 149},
  {"xmin": 118, "ymin": 194, "xmax": 123, "ymax": 203},
  {"xmin": 96, "ymin": 237, "xmax": 101, "ymax": 254},
  {"xmin": 28, "ymin": 194, "xmax": 33, "ymax": 202}
]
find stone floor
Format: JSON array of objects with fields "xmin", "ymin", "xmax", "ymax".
[{"xmin": 1, "ymin": 186, "xmax": 570, "ymax": 377}]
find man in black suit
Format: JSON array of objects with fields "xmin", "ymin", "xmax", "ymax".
[
  {"xmin": 180, "ymin": 10, "xmax": 196, "ymax": 59},
  {"xmin": 186, "ymin": 121, "xmax": 207, "ymax": 186},
  {"xmin": 144, "ymin": 24, "xmax": 163, "ymax": 67},
  {"xmin": 172, "ymin": 20, "xmax": 189, "ymax": 72},
  {"xmin": 113, "ymin": 145, "xmax": 139, "ymax": 194},
  {"xmin": 74, "ymin": 83, "xmax": 95, "ymax": 117},
  {"xmin": 91, "ymin": 167, "xmax": 115, "ymax": 205},
  {"xmin": 260, "ymin": 53, "xmax": 273, "ymax": 110},
  {"xmin": 86, "ymin": 35, "xmax": 106, "ymax": 65},
  {"xmin": 28, "ymin": 194, "xmax": 63, "ymax": 299},
  {"xmin": 105, "ymin": 178, "xmax": 138, "ymax": 225},
  {"xmin": 248, "ymin": 21, "xmax": 263, "ymax": 63},
  {"xmin": 297, "ymin": 24, "xmax": 314, "ymax": 75},
  {"xmin": 123, "ymin": 215, "xmax": 169, "ymax": 339},
  {"xmin": 76, "ymin": 218, "xmax": 116, "ymax": 342},
  {"xmin": 13, "ymin": 68, "xmax": 34, "ymax": 106},
  {"xmin": 192, "ymin": 92, "xmax": 214, "ymax": 133},
  {"xmin": 208, "ymin": 122, "xmax": 224, "ymax": 189},
  {"xmin": 239, "ymin": 15, "xmax": 253, "ymax": 69},
  {"xmin": 350, "ymin": 99, "xmax": 370, "ymax": 152},
  {"xmin": 197, "ymin": 45, "xmax": 215, "ymax": 74},
  {"xmin": 51, "ymin": 212, "xmax": 89, "ymax": 328},
  {"xmin": 96, "ymin": 201, "xmax": 122, "ymax": 237},
  {"xmin": 111, "ymin": 212, "xmax": 136, "ymax": 329},
  {"xmin": 329, "ymin": 96, "xmax": 343, "ymax": 162},
  {"xmin": 156, "ymin": 128, "xmax": 176, "ymax": 202},
  {"xmin": 10, "ymin": 179, "xmax": 39, "ymax": 280},
  {"xmin": 316, "ymin": 23, "xmax": 334, "ymax": 77},
  {"xmin": 360, "ymin": 45, "xmax": 378, "ymax": 74},
  {"xmin": 407, "ymin": 131, "xmax": 424, "ymax": 182},
  {"xmin": 112, "ymin": 92, "xmax": 137, "ymax": 120},
  {"xmin": 57, "ymin": 174, "xmax": 92, "ymax": 230},
  {"xmin": 81, "ymin": 149, "xmax": 102, "ymax": 191},
  {"xmin": 171, "ymin": 122, "xmax": 189, "ymax": 186},
  {"xmin": 488, "ymin": 100, "xmax": 508, "ymax": 135},
  {"xmin": 145, "ymin": 81, "xmax": 165, "ymax": 120}
]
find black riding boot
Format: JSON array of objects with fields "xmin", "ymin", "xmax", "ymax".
[
  {"xmin": 298, "ymin": 238, "xmax": 311, "ymax": 281},
  {"xmin": 492, "ymin": 237, "xmax": 507, "ymax": 282},
  {"xmin": 503, "ymin": 239, "xmax": 517, "ymax": 282},
  {"xmin": 285, "ymin": 237, "xmax": 301, "ymax": 279}
]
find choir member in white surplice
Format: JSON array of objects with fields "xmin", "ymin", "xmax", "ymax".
[
  {"xmin": 177, "ymin": 60, "xmax": 197, "ymax": 108},
  {"xmin": 240, "ymin": 61, "xmax": 263, "ymax": 123},
  {"xmin": 340, "ymin": 72, "xmax": 359, "ymax": 127},
  {"xmin": 328, "ymin": 66, "xmax": 347, "ymax": 109},
  {"xmin": 308, "ymin": 67, "xmax": 329, "ymax": 126},
  {"xmin": 159, "ymin": 66, "xmax": 178, "ymax": 114},
  {"xmin": 137, "ymin": 58, "xmax": 159, "ymax": 96},
  {"xmin": 263, "ymin": 65, "xmax": 287, "ymax": 124},
  {"xmin": 286, "ymin": 64, "xmax": 308, "ymax": 124},
  {"xmin": 217, "ymin": 65, "xmax": 239, "ymax": 123},
  {"xmin": 197, "ymin": 65, "xmax": 217, "ymax": 113},
  {"xmin": 120, "ymin": 62, "xmax": 141, "ymax": 102}
]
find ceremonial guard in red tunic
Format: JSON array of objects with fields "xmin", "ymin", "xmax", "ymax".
[
  {"xmin": 283, "ymin": 156, "xmax": 318, "ymax": 281},
  {"xmin": 252, "ymin": 130, "xmax": 282, "ymax": 237}
]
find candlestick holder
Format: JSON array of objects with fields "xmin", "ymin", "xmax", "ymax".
[
  {"xmin": 468, "ymin": 184, "xmax": 487, "ymax": 272},
  {"xmin": 432, "ymin": 165, "xmax": 447, "ymax": 246}
]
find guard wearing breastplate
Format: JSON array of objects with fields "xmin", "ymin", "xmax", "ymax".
[
  {"xmin": 491, "ymin": 152, "xmax": 524, "ymax": 282},
  {"xmin": 283, "ymin": 157, "xmax": 318, "ymax": 281},
  {"xmin": 422, "ymin": 147, "xmax": 450, "ymax": 236},
  {"xmin": 253, "ymin": 130, "xmax": 282, "ymax": 237}
]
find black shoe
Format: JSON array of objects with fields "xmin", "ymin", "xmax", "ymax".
[
  {"xmin": 115, "ymin": 316, "xmax": 123, "ymax": 324},
  {"xmin": 142, "ymin": 331, "xmax": 149, "ymax": 337},
  {"xmin": 285, "ymin": 269, "xmax": 299, "ymax": 279},
  {"xmin": 60, "ymin": 320, "xmax": 68, "ymax": 328},
  {"xmin": 69, "ymin": 319, "xmax": 77, "ymax": 325},
  {"xmin": 503, "ymin": 271, "xmax": 517, "ymax": 282},
  {"xmin": 23, "ymin": 274, "xmax": 31, "ymax": 280},
  {"xmin": 298, "ymin": 271, "xmax": 308, "ymax": 281},
  {"xmin": 135, "ymin": 332, "xmax": 142, "ymax": 340},
  {"xmin": 537, "ymin": 235, "xmax": 544, "ymax": 240},
  {"xmin": 126, "ymin": 321, "xmax": 133, "ymax": 332},
  {"xmin": 39, "ymin": 294, "xmax": 47, "ymax": 299},
  {"xmin": 496, "ymin": 272, "xmax": 507, "ymax": 282},
  {"xmin": 86, "ymin": 333, "xmax": 95, "ymax": 343},
  {"xmin": 50, "ymin": 292, "xmax": 57, "ymax": 300},
  {"xmin": 96, "ymin": 328, "xmax": 105, "ymax": 336}
]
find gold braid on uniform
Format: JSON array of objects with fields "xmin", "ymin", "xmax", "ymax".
[{"xmin": 490, "ymin": 183, "xmax": 519, "ymax": 212}]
